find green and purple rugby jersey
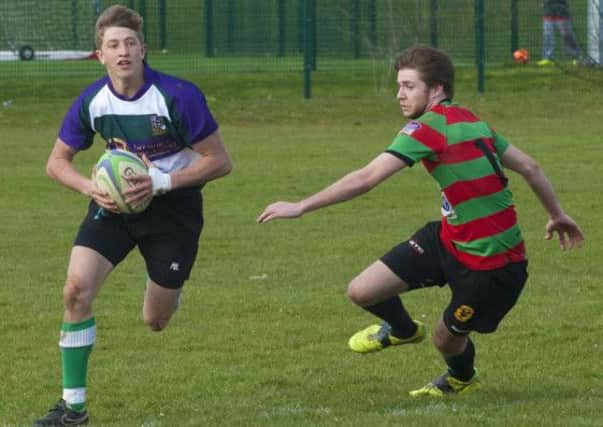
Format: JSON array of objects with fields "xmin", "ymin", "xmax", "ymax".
[
  {"xmin": 386, "ymin": 101, "xmax": 526, "ymax": 271},
  {"xmin": 59, "ymin": 63, "xmax": 218, "ymax": 174}
]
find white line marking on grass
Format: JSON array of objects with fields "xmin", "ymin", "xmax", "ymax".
[{"xmin": 258, "ymin": 404, "xmax": 332, "ymax": 419}]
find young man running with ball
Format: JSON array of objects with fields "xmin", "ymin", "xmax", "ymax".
[{"xmin": 34, "ymin": 5, "xmax": 231, "ymax": 426}]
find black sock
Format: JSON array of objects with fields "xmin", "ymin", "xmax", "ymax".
[
  {"xmin": 445, "ymin": 338, "xmax": 475, "ymax": 382},
  {"xmin": 363, "ymin": 297, "xmax": 417, "ymax": 339}
]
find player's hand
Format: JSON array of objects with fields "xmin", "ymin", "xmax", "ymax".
[
  {"xmin": 138, "ymin": 154, "xmax": 172, "ymax": 196},
  {"xmin": 257, "ymin": 201, "xmax": 304, "ymax": 223},
  {"xmin": 544, "ymin": 213, "xmax": 584, "ymax": 250},
  {"xmin": 122, "ymin": 170, "xmax": 153, "ymax": 209},
  {"xmin": 89, "ymin": 165, "xmax": 120, "ymax": 213}
]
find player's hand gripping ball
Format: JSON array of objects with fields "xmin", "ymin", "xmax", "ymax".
[
  {"xmin": 95, "ymin": 149, "xmax": 150, "ymax": 214},
  {"xmin": 513, "ymin": 48, "xmax": 529, "ymax": 64}
]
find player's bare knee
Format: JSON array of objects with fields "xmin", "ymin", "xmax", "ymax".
[
  {"xmin": 347, "ymin": 279, "xmax": 371, "ymax": 306},
  {"xmin": 144, "ymin": 314, "xmax": 170, "ymax": 332},
  {"xmin": 144, "ymin": 318, "xmax": 165, "ymax": 332},
  {"xmin": 148, "ymin": 322, "xmax": 165, "ymax": 332},
  {"xmin": 63, "ymin": 277, "xmax": 89, "ymax": 311}
]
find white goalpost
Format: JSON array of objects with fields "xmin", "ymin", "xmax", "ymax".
[
  {"xmin": 0, "ymin": 0, "xmax": 98, "ymax": 62},
  {"xmin": 588, "ymin": 0, "xmax": 602, "ymax": 64}
]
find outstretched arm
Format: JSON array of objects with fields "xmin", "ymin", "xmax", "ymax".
[
  {"xmin": 501, "ymin": 145, "xmax": 584, "ymax": 250},
  {"xmin": 257, "ymin": 153, "xmax": 406, "ymax": 223}
]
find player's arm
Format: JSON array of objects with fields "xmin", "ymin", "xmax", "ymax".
[
  {"xmin": 47, "ymin": 138, "xmax": 92, "ymax": 195},
  {"xmin": 47, "ymin": 138, "xmax": 119, "ymax": 211},
  {"xmin": 124, "ymin": 130, "xmax": 232, "ymax": 206},
  {"xmin": 257, "ymin": 152, "xmax": 407, "ymax": 223},
  {"xmin": 501, "ymin": 144, "xmax": 584, "ymax": 249},
  {"xmin": 127, "ymin": 130, "xmax": 232, "ymax": 197},
  {"xmin": 169, "ymin": 130, "xmax": 232, "ymax": 189}
]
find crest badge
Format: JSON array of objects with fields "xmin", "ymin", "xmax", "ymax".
[
  {"xmin": 400, "ymin": 121, "xmax": 421, "ymax": 135},
  {"xmin": 454, "ymin": 305, "xmax": 475, "ymax": 322},
  {"xmin": 150, "ymin": 115, "xmax": 167, "ymax": 136}
]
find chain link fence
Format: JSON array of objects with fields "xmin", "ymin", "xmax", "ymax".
[{"xmin": 0, "ymin": 1, "xmax": 599, "ymax": 87}]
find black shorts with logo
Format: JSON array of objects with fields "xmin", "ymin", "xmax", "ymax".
[
  {"xmin": 74, "ymin": 187, "xmax": 203, "ymax": 289},
  {"xmin": 380, "ymin": 221, "xmax": 528, "ymax": 335}
]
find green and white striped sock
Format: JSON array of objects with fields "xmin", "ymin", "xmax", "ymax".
[{"xmin": 59, "ymin": 317, "xmax": 96, "ymax": 412}]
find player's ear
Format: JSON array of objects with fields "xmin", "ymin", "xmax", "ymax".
[
  {"xmin": 430, "ymin": 83, "xmax": 444, "ymax": 100},
  {"xmin": 96, "ymin": 50, "xmax": 105, "ymax": 65}
]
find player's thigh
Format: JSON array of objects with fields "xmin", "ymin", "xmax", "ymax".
[
  {"xmin": 138, "ymin": 230, "xmax": 200, "ymax": 289},
  {"xmin": 66, "ymin": 245, "xmax": 114, "ymax": 302},
  {"xmin": 135, "ymin": 189, "xmax": 203, "ymax": 288},
  {"xmin": 379, "ymin": 221, "xmax": 447, "ymax": 290},
  {"xmin": 347, "ymin": 260, "xmax": 410, "ymax": 306},
  {"xmin": 74, "ymin": 201, "xmax": 137, "ymax": 266},
  {"xmin": 443, "ymin": 261, "xmax": 528, "ymax": 335}
]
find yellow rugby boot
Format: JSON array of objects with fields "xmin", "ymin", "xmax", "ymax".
[
  {"xmin": 409, "ymin": 371, "xmax": 481, "ymax": 397},
  {"xmin": 348, "ymin": 320, "xmax": 426, "ymax": 354}
]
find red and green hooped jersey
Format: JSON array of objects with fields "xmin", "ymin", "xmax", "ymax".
[{"xmin": 386, "ymin": 101, "xmax": 525, "ymax": 270}]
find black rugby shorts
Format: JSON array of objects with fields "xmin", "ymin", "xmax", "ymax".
[
  {"xmin": 380, "ymin": 221, "xmax": 528, "ymax": 335},
  {"xmin": 74, "ymin": 187, "xmax": 203, "ymax": 289}
]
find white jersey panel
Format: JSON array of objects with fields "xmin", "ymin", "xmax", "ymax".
[
  {"xmin": 155, "ymin": 147, "xmax": 203, "ymax": 173},
  {"xmin": 88, "ymin": 84, "xmax": 170, "ymax": 133}
]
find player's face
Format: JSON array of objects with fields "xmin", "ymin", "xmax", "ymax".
[
  {"xmin": 396, "ymin": 68, "xmax": 442, "ymax": 119},
  {"xmin": 97, "ymin": 27, "xmax": 146, "ymax": 82}
]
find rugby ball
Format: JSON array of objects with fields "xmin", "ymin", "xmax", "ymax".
[{"xmin": 94, "ymin": 149, "xmax": 150, "ymax": 214}]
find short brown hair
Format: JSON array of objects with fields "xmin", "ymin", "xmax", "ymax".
[
  {"xmin": 95, "ymin": 5, "xmax": 144, "ymax": 49},
  {"xmin": 394, "ymin": 46, "xmax": 455, "ymax": 100}
]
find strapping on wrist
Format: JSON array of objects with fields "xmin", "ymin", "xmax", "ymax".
[{"xmin": 148, "ymin": 167, "xmax": 172, "ymax": 195}]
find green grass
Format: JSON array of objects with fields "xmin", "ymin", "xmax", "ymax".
[{"xmin": 0, "ymin": 65, "xmax": 602, "ymax": 426}]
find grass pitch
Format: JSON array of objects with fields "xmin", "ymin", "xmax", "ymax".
[{"xmin": 0, "ymin": 64, "xmax": 602, "ymax": 426}]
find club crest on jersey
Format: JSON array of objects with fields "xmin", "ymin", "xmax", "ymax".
[
  {"xmin": 400, "ymin": 121, "xmax": 421, "ymax": 135},
  {"xmin": 454, "ymin": 305, "xmax": 475, "ymax": 322},
  {"xmin": 150, "ymin": 115, "xmax": 167, "ymax": 136},
  {"xmin": 441, "ymin": 192, "xmax": 457, "ymax": 219}
]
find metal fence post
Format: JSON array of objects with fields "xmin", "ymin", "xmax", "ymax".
[
  {"xmin": 227, "ymin": 0, "xmax": 235, "ymax": 53},
  {"xmin": 159, "ymin": 0, "xmax": 166, "ymax": 51},
  {"xmin": 430, "ymin": 0, "xmax": 438, "ymax": 47},
  {"xmin": 278, "ymin": 0, "xmax": 286, "ymax": 56},
  {"xmin": 351, "ymin": 0, "xmax": 360, "ymax": 58},
  {"xmin": 204, "ymin": 0, "xmax": 214, "ymax": 57},
  {"xmin": 368, "ymin": 0, "xmax": 377, "ymax": 49},
  {"xmin": 311, "ymin": 0, "xmax": 316, "ymax": 71},
  {"xmin": 475, "ymin": 0, "xmax": 485, "ymax": 93},
  {"xmin": 71, "ymin": 0, "xmax": 78, "ymax": 49},
  {"xmin": 303, "ymin": 0, "xmax": 313, "ymax": 99},
  {"xmin": 297, "ymin": 0, "xmax": 304, "ymax": 52},
  {"xmin": 510, "ymin": 0, "xmax": 518, "ymax": 53},
  {"xmin": 139, "ymin": 0, "xmax": 147, "ymax": 42}
]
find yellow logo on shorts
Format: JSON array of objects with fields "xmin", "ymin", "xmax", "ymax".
[{"xmin": 454, "ymin": 305, "xmax": 475, "ymax": 322}]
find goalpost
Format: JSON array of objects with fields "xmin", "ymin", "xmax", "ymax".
[
  {"xmin": 588, "ymin": 0, "xmax": 602, "ymax": 64},
  {"xmin": 0, "ymin": 0, "xmax": 99, "ymax": 61}
]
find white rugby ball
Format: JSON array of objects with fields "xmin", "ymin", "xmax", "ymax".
[{"xmin": 94, "ymin": 149, "xmax": 150, "ymax": 214}]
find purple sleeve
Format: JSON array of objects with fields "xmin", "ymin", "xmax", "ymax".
[
  {"xmin": 160, "ymin": 75, "xmax": 218, "ymax": 144},
  {"xmin": 58, "ymin": 81, "xmax": 104, "ymax": 151}
]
